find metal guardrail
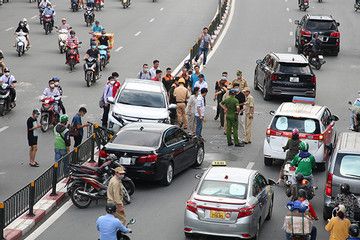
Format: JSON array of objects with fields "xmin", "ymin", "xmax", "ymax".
[{"xmin": 0, "ymin": 125, "xmax": 114, "ymax": 239}]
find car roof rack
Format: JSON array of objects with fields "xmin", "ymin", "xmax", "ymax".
[{"xmin": 292, "ymin": 96, "xmax": 315, "ymax": 105}]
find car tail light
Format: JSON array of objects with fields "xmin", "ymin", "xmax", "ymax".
[
  {"xmin": 99, "ymin": 150, "xmax": 109, "ymax": 158},
  {"xmin": 302, "ymin": 180, "xmax": 308, "ymax": 185},
  {"xmin": 186, "ymin": 200, "xmax": 198, "ymax": 214},
  {"xmin": 266, "ymin": 129, "xmax": 283, "ymax": 136},
  {"xmin": 301, "ymin": 30, "xmax": 311, "ymax": 36},
  {"xmin": 270, "ymin": 74, "xmax": 278, "ymax": 81},
  {"xmin": 307, "ymin": 134, "xmax": 323, "ymax": 140},
  {"xmin": 237, "ymin": 205, "xmax": 255, "ymax": 218},
  {"xmin": 242, "ymin": 234, "xmax": 251, "ymax": 238},
  {"xmin": 311, "ymin": 76, "xmax": 316, "ymax": 84},
  {"xmin": 184, "ymin": 228, "xmax": 192, "ymax": 232},
  {"xmin": 139, "ymin": 154, "xmax": 158, "ymax": 162},
  {"xmin": 325, "ymin": 173, "xmax": 333, "ymax": 196},
  {"xmin": 330, "ymin": 32, "xmax": 340, "ymax": 38}
]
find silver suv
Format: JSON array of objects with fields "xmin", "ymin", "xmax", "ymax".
[{"xmin": 323, "ymin": 132, "xmax": 360, "ymax": 220}]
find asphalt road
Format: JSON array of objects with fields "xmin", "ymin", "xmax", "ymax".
[
  {"xmin": 3, "ymin": 0, "xmax": 360, "ymax": 239},
  {"xmin": 0, "ymin": 0, "xmax": 217, "ymax": 200}
]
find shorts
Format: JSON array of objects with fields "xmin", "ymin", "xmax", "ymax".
[{"xmin": 28, "ymin": 136, "xmax": 38, "ymax": 146}]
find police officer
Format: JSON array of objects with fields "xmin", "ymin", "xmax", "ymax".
[
  {"xmin": 242, "ymin": 87, "xmax": 254, "ymax": 144},
  {"xmin": 220, "ymin": 89, "xmax": 243, "ymax": 147},
  {"xmin": 107, "ymin": 166, "xmax": 127, "ymax": 226},
  {"xmin": 222, "ymin": 84, "xmax": 232, "ymax": 135},
  {"xmin": 231, "ymin": 70, "xmax": 248, "ymax": 92},
  {"xmin": 174, "ymin": 78, "xmax": 190, "ymax": 128}
]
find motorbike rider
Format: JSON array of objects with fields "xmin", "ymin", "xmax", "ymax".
[
  {"xmin": 83, "ymin": 41, "xmax": 100, "ymax": 77},
  {"xmin": 331, "ymin": 184, "xmax": 359, "ymax": 221},
  {"xmin": 23, "ymin": 18, "xmax": 30, "ymax": 32},
  {"xmin": 41, "ymin": 79, "xmax": 61, "ymax": 120},
  {"xmin": 349, "ymin": 93, "xmax": 360, "ymax": 131},
  {"xmin": 304, "ymin": 32, "xmax": 322, "ymax": 60},
  {"xmin": 42, "ymin": 3, "xmax": 56, "ymax": 27},
  {"xmin": 39, "ymin": 0, "xmax": 51, "ymax": 9},
  {"xmin": 0, "ymin": 50, "xmax": 5, "ymax": 76},
  {"xmin": 347, "ymin": 224, "xmax": 360, "ymax": 240},
  {"xmin": 97, "ymin": 29, "xmax": 110, "ymax": 62},
  {"xmin": 65, "ymin": 30, "xmax": 79, "ymax": 64},
  {"xmin": 356, "ymin": 0, "xmax": 360, "ymax": 6},
  {"xmin": 277, "ymin": 128, "xmax": 301, "ymax": 184},
  {"xmin": 0, "ymin": 68, "xmax": 16, "ymax": 107},
  {"xmin": 96, "ymin": 202, "xmax": 132, "ymax": 240},
  {"xmin": 57, "ymin": 18, "xmax": 70, "ymax": 31},
  {"xmin": 290, "ymin": 141, "xmax": 316, "ymax": 186},
  {"xmin": 15, "ymin": 21, "xmax": 31, "ymax": 48},
  {"xmin": 53, "ymin": 78, "xmax": 66, "ymax": 114},
  {"xmin": 89, "ymin": 20, "xmax": 103, "ymax": 35}
]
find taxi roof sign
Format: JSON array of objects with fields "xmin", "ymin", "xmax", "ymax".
[
  {"xmin": 212, "ymin": 161, "xmax": 227, "ymax": 166},
  {"xmin": 292, "ymin": 96, "xmax": 315, "ymax": 105}
]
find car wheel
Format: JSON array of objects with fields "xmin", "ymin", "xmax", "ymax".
[
  {"xmin": 161, "ymin": 162, "xmax": 174, "ymax": 186},
  {"xmin": 254, "ymin": 71, "xmax": 259, "ymax": 90},
  {"xmin": 193, "ymin": 145, "xmax": 204, "ymax": 167},
  {"xmin": 185, "ymin": 233, "xmax": 195, "ymax": 239},
  {"xmin": 264, "ymin": 157, "xmax": 273, "ymax": 166},
  {"xmin": 323, "ymin": 208, "xmax": 332, "ymax": 221},
  {"xmin": 262, "ymin": 81, "xmax": 271, "ymax": 101},
  {"xmin": 266, "ymin": 196, "xmax": 273, "ymax": 220},
  {"xmin": 316, "ymin": 163, "xmax": 325, "ymax": 172}
]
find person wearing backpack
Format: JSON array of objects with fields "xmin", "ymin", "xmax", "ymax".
[
  {"xmin": 136, "ymin": 64, "xmax": 152, "ymax": 80},
  {"xmin": 193, "ymin": 27, "xmax": 213, "ymax": 68},
  {"xmin": 101, "ymin": 77, "xmax": 114, "ymax": 127}
]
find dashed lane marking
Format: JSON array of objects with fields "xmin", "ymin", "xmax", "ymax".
[
  {"xmin": 0, "ymin": 126, "xmax": 9, "ymax": 133},
  {"xmin": 5, "ymin": 27, "xmax": 14, "ymax": 32},
  {"xmin": 115, "ymin": 46, "xmax": 123, "ymax": 52},
  {"xmin": 289, "ymin": 19, "xmax": 292, "ymax": 23},
  {"xmin": 160, "ymin": 7, "xmax": 164, "ymax": 11},
  {"xmin": 246, "ymin": 162, "xmax": 255, "ymax": 169},
  {"xmin": 134, "ymin": 31, "xmax": 141, "ymax": 36},
  {"xmin": 149, "ymin": 18, "xmax": 154, "ymax": 23},
  {"xmin": 350, "ymin": 65, "xmax": 360, "ymax": 69},
  {"xmin": 289, "ymin": 31, "xmax": 293, "ymax": 36},
  {"xmin": 286, "ymin": 7, "xmax": 289, "ymax": 11},
  {"xmin": 30, "ymin": 15, "xmax": 37, "ymax": 20},
  {"xmin": 288, "ymin": 47, "xmax": 292, "ymax": 52}
]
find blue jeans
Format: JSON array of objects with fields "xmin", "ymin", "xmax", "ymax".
[
  {"xmin": 55, "ymin": 148, "xmax": 68, "ymax": 176},
  {"xmin": 194, "ymin": 47, "xmax": 209, "ymax": 65},
  {"xmin": 350, "ymin": 111, "xmax": 355, "ymax": 128},
  {"xmin": 196, "ymin": 116, "xmax": 203, "ymax": 137},
  {"xmin": 54, "ymin": 102, "xmax": 60, "ymax": 116},
  {"xmin": 286, "ymin": 226, "xmax": 317, "ymax": 240}
]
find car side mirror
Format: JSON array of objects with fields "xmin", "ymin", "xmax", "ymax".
[
  {"xmin": 294, "ymin": 20, "xmax": 300, "ymax": 25},
  {"xmin": 330, "ymin": 115, "xmax": 339, "ymax": 121},
  {"xmin": 268, "ymin": 179, "xmax": 277, "ymax": 186},
  {"xmin": 107, "ymin": 97, "xmax": 115, "ymax": 104},
  {"xmin": 168, "ymin": 104, "xmax": 177, "ymax": 110},
  {"xmin": 195, "ymin": 173, "xmax": 203, "ymax": 179},
  {"xmin": 256, "ymin": 59, "xmax": 262, "ymax": 64},
  {"xmin": 325, "ymin": 143, "xmax": 333, "ymax": 150},
  {"xmin": 269, "ymin": 110, "xmax": 275, "ymax": 116}
]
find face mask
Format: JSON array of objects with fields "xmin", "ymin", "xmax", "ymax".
[
  {"xmin": 115, "ymin": 78, "xmax": 119, "ymax": 81},
  {"xmin": 80, "ymin": 114, "xmax": 85, "ymax": 117},
  {"xmin": 5, "ymin": 73, "xmax": 10, "ymax": 77},
  {"xmin": 49, "ymin": 84, "xmax": 55, "ymax": 88},
  {"xmin": 144, "ymin": 68, "xmax": 148, "ymax": 72},
  {"xmin": 235, "ymin": 89, "xmax": 239, "ymax": 92},
  {"xmin": 237, "ymin": 75, "xmax": 241, "ymax": 79},
  {"xmin": 54, "ymin": 82, "xmax": 59, "ymax": 86},
  {"xmin": 118, "ymin": 175, "xmax": 124, "ymax": 180},
  {"xmin": 71, "ymin": 35, "xmax": 75, "ymax": 38},
  {"xmin": 110, "ymin": 80, "xmax": 115, "ymax": 85},
  {"xmin": 47, "ymin": 6, "xmax": 50, "ymax": 9},
  {"xmin": 92, "ymin": 46, "xmax": 96, "ymax": 49},
  {"xmin": 35, "ymin": 114, "xmax": 39, "ymax": 119}
]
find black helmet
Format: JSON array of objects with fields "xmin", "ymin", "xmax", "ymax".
[
  {"xmin": 295, "ymin": 173, "xmax": 304, "ymax": 182},
  {"xmin": 297, "ymin": 189, "xmax": 307, "ymax": 198},
  {"xmin": 340, "ymin": 183, "xmax": 350, "ymax": 194},
  {"xmin": 19, "ymin": 21, "xmax": 25, "ymax": 27},
  {"xmin": 101, "ymin": 29, "xmax": 106, "ymax": 35},
  {"xmin": 70, "ymin": 30, "xmax": 75, "ymax": 35},
  {"xmin": 349, "ymin": 224, "xmax": 359, "ymax": 237},
  {"xmin": 4, "ymin": 68, "xmax": 10, "ymax": 73},
  {"xmin": 105, "ymin": 202, "xmax": 117, "ymax": 214}
]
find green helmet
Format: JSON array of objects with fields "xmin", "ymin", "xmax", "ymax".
[
  {"xmin": 300, "ymin": 141, "xmax": 309, "ymax": 151},
  {"xmin": 60, "ymin": 114, "xmax": 69, "ymax": 123}
]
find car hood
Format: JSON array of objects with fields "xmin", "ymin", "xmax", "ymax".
[
  {"xmin": 113, "ymin": 103, "xmax": 169, "ymax": 120},
  {"xmin": 193, "ymin": 194, "xmax": 247, "ymax": 205}
]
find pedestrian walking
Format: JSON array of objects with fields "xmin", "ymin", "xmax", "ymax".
[
  {"xmin": 107, "ymin": 166, "xmax": 127, "ymax": 226},
  {"xmin": 174, "ymin": 78, "xmax": 190, "ymax": 129},
  {"xmin": 111, "ymin": 72, "xmax": 121, "ymax": 97},
  {"xmin": 194, "ymin": 74, "xmax": 208, "ymax": 91},
  {"xmin": 220, "ymin": 90, "xmax": 244, "ymax": 147},
  {"xmin": 193, "ymin": 27, "xmax": 213, "ymax": 68},
  {"xmin": 232, "ymin": 70, "xmax": 248, "ymax": 92},
  {"xmin": 54, "ymin": 114, "xmax": 70, "ymax": 164},
  {"xmin": 195, "ymin": 88, "xmax": 208, "ymax": 137},
  {"xmin": 71, "ymin": 107, "xmax": 90, "ymax": 147},
  {"xmin": 187, "ymin": 87, "xmax": 200, "ymax": 134},
  {"xmin": 233, "ymin": 83, "xmax": 246, "ymax": 138},
  {"xmin": 137, "ymin": 64, "xmax": 152, "ymax": 80},
  {"xmin": 190, "ymin": 65, "xmax": 205, "ymax": 90},
  {"xmin": 177, "ymin": 67, "xmax": 190, "ymax": 90},
  {"xmin": 242, "ymin": 87, "xmax": 254, "ymax": 144},
  {"xmin": 151, "ymin": 69, "xmax": 162, "ymax": 82},
  {"xmin": 149, "ymin": 59, "xmax": 160, "ymax": 78},
  {"xmin": 325, "ymin": 205, "xmax": 351, "ymax": 240},
  {"xmin": 168, "ymin": 77, "xmax": 179, "ymax": 124},
  {"xmin": 27, "ymin": 109, "xmax": 41, "ymax": 167},
  {"xmin": 162, "ymin": 67, "xmax": 174, "ymax": 92},
  {"xmin": 102, "ymin": 76, "xmax": 114, "ymax": 127}
]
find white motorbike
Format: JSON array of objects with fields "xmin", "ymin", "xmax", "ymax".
[
  {"xmin": 56, "ymin": 28, "xmax": 69, "ymax": 54},
  {"xmin": 121, "ymin": 0, "xmax": 131, "ymax": 8},
  {"xmin": 283, "ymin": 161, "xmax": 297, "ymax": 186},
  {"xmin": 15, "ymin": 32, "xmax": 28, "ymax": 57}
]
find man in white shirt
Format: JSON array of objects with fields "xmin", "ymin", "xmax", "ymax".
[
  {"xmin": 195, "ymin": 88, "xmax": 208, "ymax": 137},
  {"xmin": 149, "ymin": 60, "xmax": 159, "ymax": 79},
  {"xmin": 41, "ymin": 79, "xmax": 61, "ymax": 117},
  {"xmin": 136, "ymin": 64, "xmax": 152, "ymax": 80},
  {"xmin": 0, "ymin": 68, "xmax": 17, "ymax": 107},
  {"xmin": 194, "ymin": 74, "xmax": 208, "ymax": 91}
]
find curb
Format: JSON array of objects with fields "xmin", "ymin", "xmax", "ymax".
[{"xmin": 4, "ymin": 161, "xmax": 98, "ymax": 240}]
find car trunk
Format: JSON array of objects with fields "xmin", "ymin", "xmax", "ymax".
[{"xmin": 273, "ymin": 63, "xmax": 314, "ymax": 89}]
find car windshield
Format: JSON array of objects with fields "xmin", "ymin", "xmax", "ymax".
[
  {"xmin": 278, "ymin": 63, "xmax": 312, "ymax": 74},
  {"xmin": 335, "ymin": 154, "xmax": 360, "ymax": 179},
  {"xmin": 198, "ymin": 180, "xmax": 247, "ymax": 199},
  {"xmin": 118, "ymin": 89, "xmax": 166, "ymax": 108},
  {"xmin": 305, "ymin": 20, "xmax": 337, "ymax": 31},
  {"xmin": 112, "ymin": 130, "xmax": 161, "ymax": 148},
  {"xmin": 270, "ymin": 116, "xmax": 320, "ymax": 134}
]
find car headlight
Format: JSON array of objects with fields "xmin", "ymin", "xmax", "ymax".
[{"xmin": 163, "ymin": 118, "xmax": 170, "ymax": 124}]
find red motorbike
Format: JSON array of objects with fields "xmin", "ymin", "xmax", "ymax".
[
  {"xmin": 94, "ymin": 0, "xmax": 102, "ymax": 11},
  {"xmin": 66, "ymin": 43, "xmax": 81, "ymax": 71},
  {"xmin": 43, "ymin": 14, "xmax": 53, "ymax": 35},
  {"xmin": 40, "ymin": 97, "xmax": 60, "ymax": 132}
]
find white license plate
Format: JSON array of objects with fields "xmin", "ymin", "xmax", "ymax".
[
  {"xmin": 289, "ymin": 77, "xmax": 299, "ymax": 82},
  {"xmin": 120, "ymin": 157, "xmax": 131, "ymax": 165}
]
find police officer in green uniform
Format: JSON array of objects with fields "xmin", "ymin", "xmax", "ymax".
[{"xmin": 220, "ymin": 90, "xmax": 244, "ymax": 147}]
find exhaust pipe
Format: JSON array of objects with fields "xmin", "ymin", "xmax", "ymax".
[{"xmin": 77, "ymin": 190, "xmax": 99, "ymax": 198}]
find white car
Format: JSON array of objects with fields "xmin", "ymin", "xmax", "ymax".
[
  {"xmin": 263, "ymin": 97, "xmax": 339, "ymax": 171},
  {"xmin": 107, "ymin": 79, "xmax": 176, "ymax": 132}
]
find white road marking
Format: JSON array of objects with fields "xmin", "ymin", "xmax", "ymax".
[
  {"xmin": 25, "ymin": 200, "xmax": 73, "ymax": 240},
  {"xmin": 289, "ymin": 31, "xmax": 293, "ymax": 36},
  {"xmin": 5, "ymin": 27, "xmax": 14, "ymax": 32},
  {"xmin": 30, "ymin": 15, "xmax": 37, "ymax": 20},
  {"xmin": 285, "ymin": 0, "xmax": 288, "ymax": 2},
  {"xmin": 286, "ymin": 7, "xmax": 289, "ymax": 11},
  {"xmin": 288, "ymin": 47, "xmax": 292, "ymax": 52},
  {"xmin": 289, "ymin": 19, "xmax": 292, "ymax": 23},
  {"xmin": 0, "ymin": 126, "xmax": 9, "ymax": 133},
  {"xmin": 149, "ymin": 18, "xmax": 155, "ymax": 23},
  {"xmin": 0, "ymin": 172, "xmax": 6, "ymax": 175},
  {"xmin": 160, "ymin": 7, "xmax": 164, "ymax": 11},
  {"xmin": 134, "ymin": 31, "xmax": 141, "ymax": 36},
  {"xmin": 246, "ymin": 162, "xmax": 255, "ymax": 169},
  {"xmin": 350, "ymin": 65, "xmax": 360, "ymax": 69},
  {"xmin": 115, "ymin": 46, "xmax": 123, "ymax": 52}
]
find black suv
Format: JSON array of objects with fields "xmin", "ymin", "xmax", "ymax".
[
  {"xmin": 295, "ymin": 14, "xmax": 340, "ymax": 56},
  {"xmin": 254, "ymin": 53, "xmax": 316, "ymax": 100}
]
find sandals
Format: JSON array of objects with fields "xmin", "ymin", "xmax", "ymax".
[{"xmin": 29, "ymin": 162, "xmax": 39, "ymax": 167}]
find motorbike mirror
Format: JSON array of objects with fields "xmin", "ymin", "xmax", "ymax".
[
  {"xmin": 69, "ymin": 27, "xmax": 73, "ymax": 29},
  {"xmin": 269, "ymin": 110, "xmax": 275, "ymax": 115},
  {"xmin": 256, "ymin": 59, "xmax": 261, "ymax": 64},
  {"xmin": 78, "ymin": 41, "xmax": 82, "ymax": 44},
  {"xmin": 337, "ymin": 22, "xmax": 340, "ymax": 26},
  {"xmin": 294, "ymin": 20, "xmax": 300, "ymax": 25},
  {"xmin": 348, "ymin": 101, "xmax": 352, "ymax": 105},
  {"xmin": 128, "ymin": 218, "xmax": 136, "ymax": 225},
  {"xmin": 55, "ymin": 26, "xmax": 58, "ymax": 29},
  {"xmin": 268, "ymin": 179, "xmax": 277, "ymax": 186},
  {"xmin": 195, "ymin": 173, "xmax": 203, "ymax": 179}
]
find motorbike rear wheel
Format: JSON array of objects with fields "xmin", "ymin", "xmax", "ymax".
[
  {"xmin": 40, "ymin": 113, "xmax": 49, "ymax": 132},
  {"xmin": 0, "ymin": 104, "xmax": 5, "ymax": 116},
  {"xmin": 122, "ymin": 179, "xmax": 135, "ymax": 196},
  {"xmin": 123, "ymin": 187, "xmax": 131, "ymax": 204},
  {"xmin": 86, "ymin": 71, "xmax": 92, "ymax": 87},
  {"xmin": 69, "ymin": 58, "xmax": 75, "ymax": 71},
  {"xmin": 85, "ymin": 17, "xmax": 89, "ymax": 27},
  {"xmin": 17, "ymin": 47, "xmax": 21, "ymax": 57},
  {"xmin": 100, "ymin": 59, "xmax": 105, "ymax": 71},
  {"xmin": 71, "ymin": 185, "xmax": 93, "ymax": 208}
]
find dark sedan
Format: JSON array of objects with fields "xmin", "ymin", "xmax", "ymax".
[{"xmin": 99, "ymin": 123, "xmax": 205, "ymax": 186}]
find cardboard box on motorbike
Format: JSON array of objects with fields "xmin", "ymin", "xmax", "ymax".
[
  {"xmin": 94, "ymin": 33, "xmax": 114, "ymax": 50},
  {"xmin": 283, "ymin": 209, "xmax": 312, "ymax": 235}
]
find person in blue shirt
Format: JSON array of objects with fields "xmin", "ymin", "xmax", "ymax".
[
  {"xmin": 90, "ymin": 20, "xmax": 103, "ymax": 34},
  {"xmin": 42, "ymin": 3, "xmax": 56, "ymax": 27},
  {"xmin": 190, "ymin": 65, "xmax": 206, "ymax": 91},
  {"xmin": 97, "ymin": 203, "xmax": 132, "ymax": 240},
  {"xmin": 72, "ymin": 107, "xmax": 90, "ymax": 147}
]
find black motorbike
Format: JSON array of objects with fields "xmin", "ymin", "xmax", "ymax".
[
  {"xmin": 0, "ymin": 83, "xmax": 15, "ymax": 116},
  {"xmin": 355, "ymin": 1, "xmax": 360, "ymax": 11},
  {"xmin": 303, "ymin": 44, "xmax": 325, "ymax": 70},
  {"xmin": 117, "ymin": 219, "xmax": 136, "ymax": 240},
  {"xmin": 84, "ymin": 56, "xmax": 98, "ymax": 87},
  {"xmin": 71, "ymin": 0, "xmax": 79, "ymax": 11},
  {"xmin": 84, "ymin": 6, "xmax": 95, "ymax": 27},
  {"xmin": 286, "ymin": 177, "xmax": 317, "ymax": 201},
  {"xmin": 121, "ymin": 0, "xmax": 131, "ymax": 8},
  {"xmin": 43, "ymin": 14, "xmax": 53, "ymax": 35},
  {"xmin": 299, "ymin": 0, "xmax": 309, "ymax": 11}
]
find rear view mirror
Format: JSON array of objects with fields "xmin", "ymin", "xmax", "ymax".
[
  {"xmin": 294, "ymin": 20, "xmax": 300, "ymax": 25},
  {"xmin": 268, "ymin": 179, "xmax": 277, "ymax": 186},
  {"xmin": 256, "ymin": 59, "xmax": 262, "ymax": 64},
  {"xmin": 269, "ymin": 110, "xmax": 275, "ymax": 115},
  {"xmin": 128, "ymin": 218, "xmax": 136, "ymax": 225},
  {"xmin": 348, "ymin": 101, "xmax": 352, "ymax": 105},
  {"xmin": 195, "ymin": 173, "xmax": 203, "ymax": 179},
  {"xmin": 330, "ymin": 115, "xmax": 339, "ymax": 121}
]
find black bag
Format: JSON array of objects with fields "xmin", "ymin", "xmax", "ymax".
[{"xmin": 99, "ymin": 87, "xmax": 110, "ymax": 108}]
